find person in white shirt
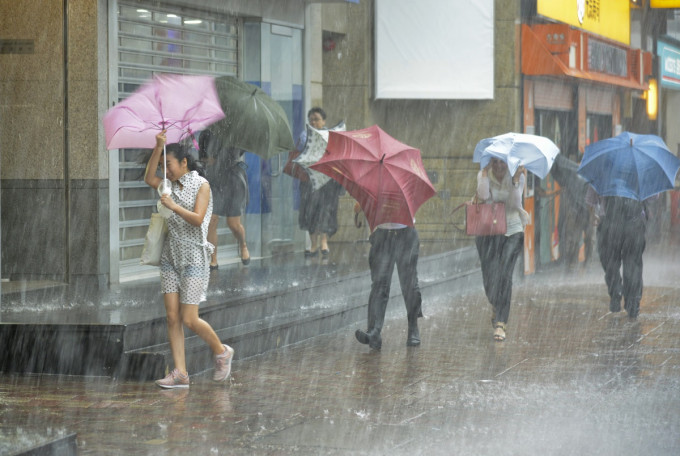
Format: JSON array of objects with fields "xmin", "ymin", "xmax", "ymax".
[
  {"xmin": 475, "ymin": 159, "xmax": 528, "ymax": 342},
  {"xmin": 144, "ymin": 131, "xmax": 234, "ymax": 388}
]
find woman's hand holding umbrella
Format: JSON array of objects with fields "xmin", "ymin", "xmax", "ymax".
[
  {"xmin": 513, "ymin": 165, "xmax": 526, "ymax": 184},
  {"xmin": 160, "ymin": 193, "xmax": 179, "ymax": 213},
  {"xmin": 155, "ymin": 130, "xmax": 167, "ymax": 151}
]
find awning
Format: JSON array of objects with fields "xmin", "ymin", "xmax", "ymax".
[{"xmin": 522, "ymin": 24, "xmax": 652, "ymax": 91}]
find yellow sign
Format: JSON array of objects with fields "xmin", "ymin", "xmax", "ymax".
[
  {"xmin": 651, "ymin": 0, "xmax": 680, "ymax": 8},
  {"xmin": 537, "ymin": 0, "xmax": 630, "ymax": 45}
]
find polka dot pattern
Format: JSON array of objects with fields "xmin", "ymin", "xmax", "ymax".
[{"xmin": 160, "ymin": 170, "xmax": 214, "ymax": 305}]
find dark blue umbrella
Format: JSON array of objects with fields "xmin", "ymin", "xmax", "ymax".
[{"xmin": 577, "ymin": 131, "xmax": 680, "ymax": 201}]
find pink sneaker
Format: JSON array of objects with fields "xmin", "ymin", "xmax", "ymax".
[
  {"xmin": 155, "ymin": 368, "xmax": 190, "ymax": 389},
  {"xmin": 213, "ymin": 344, "xmax": 234, "ymax": 382}
]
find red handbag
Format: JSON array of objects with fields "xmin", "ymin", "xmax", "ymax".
[
  {"xmin": 451, "ymin": 192, "xmax": 507, "ymax": 236},
  {"xmin": 283, "ymin": 150, "xmax": 310, "ymax": 182},
  {"xmin": 465, "ymin": 199, "xmax": 506, "ymax": 236}
]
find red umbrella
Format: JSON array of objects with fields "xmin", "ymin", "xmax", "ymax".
[{"xmin": 310, "ymin": 125, "xmax": 436, "ymax": 230}]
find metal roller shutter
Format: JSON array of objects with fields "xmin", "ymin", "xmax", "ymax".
[{"xmin": 115, "ymin": 2, "xmax": 239, "ymax": 280}]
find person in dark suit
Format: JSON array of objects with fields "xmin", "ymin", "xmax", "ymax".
[
  {"xmin": 586, "ymin": 186, "xmax": 650, "ymax": 319},
  {"xmin": 354, "ymin": 202, "xmax": 423, "ymax": 350}
]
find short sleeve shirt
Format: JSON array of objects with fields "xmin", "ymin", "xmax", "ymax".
[{"xmin": 162, "ymin": 171, "xmax": 213, "ymax": 270}]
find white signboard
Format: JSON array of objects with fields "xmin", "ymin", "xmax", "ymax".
[{"xmin": 375, "ymin": 0, "xmax": 494, "ymax": 99}]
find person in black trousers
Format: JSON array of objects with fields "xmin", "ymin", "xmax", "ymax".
[
  {"xmin": 354, "ymin": 203, "xmax": 423, "ymax": 350},
  {"xmin": 475, "ymin": 159, "xmax": 528, "ymax": 341},
  {"xmin": 587, "ymin": 187, "xmax": 649, "ymax": 319}
]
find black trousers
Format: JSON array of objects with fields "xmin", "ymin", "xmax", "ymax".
[
  {"xmin": 475, "ymin": 233, "xmax": 524, "ymax": 324},
  {"xmin": 597, "ymin": 217, "xmax": 646, "ymax": 313},
  {"xmin": 367, "ymin": 227, "xmax": 422, "ymax": 333}
]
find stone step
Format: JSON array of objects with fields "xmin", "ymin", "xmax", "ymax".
[
  {"xmin": 118, "ymin": 253, "xmax": 481, "ymax": 381},
  {"xmin": 118, "ymin": 245, "xmax": 480, "ymax": 353},
  {"xmin": 0, "ymin": 426, "xmax": 77, "ymax": 456},
  {"xmin": 0, "ymin": 247, "xmax": 482, "ymax": 379}
]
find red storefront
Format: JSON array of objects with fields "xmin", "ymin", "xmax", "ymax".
[{"xmin": 521, "ymin": 23, "xmax": 653, "ymax": 273}]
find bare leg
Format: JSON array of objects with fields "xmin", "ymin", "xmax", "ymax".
[
  {"xmin": 164, "ymin": 293, "xmax": 187, "ymax": 375},
  {"xmin": 207, "ymin": 215, "xmax": 219, "ymax": 267},
  {"xmin": 226, "ymin": 215, "xmax": 248, "ymax": 261},
  {"xmin": 181, "ymin": 304, "xmax": 225, "ymax": 355},
  {"xmin": 320, "ymin": 233, "xmax": 329, "ymax": 251},
  {"xmin": 310, "ymin": 232, "xmax": 319, "ymax": 252}
]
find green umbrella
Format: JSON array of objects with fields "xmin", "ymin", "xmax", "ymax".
[{"xmin": 207, "ymin": 76, "xmax": 294, "ymax": 160}]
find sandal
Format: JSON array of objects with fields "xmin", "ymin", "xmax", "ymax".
[{"xmin": 493, "ymin": 323, "xmax": 506, "ymax": 342}]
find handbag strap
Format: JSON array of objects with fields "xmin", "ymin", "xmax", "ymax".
[
  {"xmin": 450, "ymin": 187, "xmax": 493, "ymax": 216},
  {"xmin": 450, "ymin": 201, "xmax": 467, "ymax": 216}
]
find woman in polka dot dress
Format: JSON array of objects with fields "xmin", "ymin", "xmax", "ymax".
[{"xmin": 144, "ymin": 131, "xmax": 234, "ymax": 389}]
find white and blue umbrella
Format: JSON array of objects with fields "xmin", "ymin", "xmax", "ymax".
[
  {"xmin": 473, "ymin": 132, "xmax": 560, "ymax": 179},
  {"xmin": 294, "ymin": 121, "xmax": 346, "ymax": 190},
  {"xmin": 577, "ymin": 131, "xmax": 680, "ymax": 201}
]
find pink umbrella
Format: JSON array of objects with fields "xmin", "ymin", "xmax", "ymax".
[{"xmin": 103, "ymin": 74, "xmax": 225, "ymax": 150}]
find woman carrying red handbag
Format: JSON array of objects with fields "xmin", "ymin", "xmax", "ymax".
[{"xmin": 475, "ymin": 159, "xmax": 528, "ymax": 341}]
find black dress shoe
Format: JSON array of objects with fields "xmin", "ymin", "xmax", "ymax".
[
  {"xmin": 209, "ymin": 264, "xmax": 219, "ymax": 271},
  {"xmin": 304, "ymin": 250, "xmax": 318, "ymax": 258},
  {"xmin": 321, "ymin": 249, "xmax": 329, "ymax": 257},
  {"xmin": 355, "ymin": 329, "xmax": 382, "ymax": 350},
  {"xmin": 406, "ymin": 324, "xmax": 420, "ymax": 347},
  {"xmin": 625, "ymin": 300, "xmax": 639, "ymax": 319},
  {"xmin": 241, "ymin": 257, "xmax": 251, "ymax": 266}
]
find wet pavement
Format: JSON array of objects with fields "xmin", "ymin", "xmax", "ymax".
[{"xmin": 1, "ymin": 239, "xmax": 680, "ymax": 455}]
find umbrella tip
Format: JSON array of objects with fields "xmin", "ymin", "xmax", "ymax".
[{"xmin": 380, "ymin": 154, "xmax": 386, "ymax": 163}]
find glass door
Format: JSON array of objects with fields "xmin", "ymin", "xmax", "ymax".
[{"xmin": 242, "ymin": 22, "xmax": 304, "ymax": 259}]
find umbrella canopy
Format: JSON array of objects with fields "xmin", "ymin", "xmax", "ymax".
[
  {"xmin": 103, "ymin": 74, "xmax": 224, "ymax": 150},
  {"xmin": 294, "ymin": 121, "xmax": 346, "ymax": 190},
  {"xmin": 208, "ymin": 76, "xmax": 294, "ymax": 160},
  {"xmin": 310, "ymin": 125, "xmax": 436, "ymax": 231},
  {"xmin": 577, "ymin": 131, "xmax": 680, "ymax": 201},
  {"xmin": 473, "ymin": 132, "xmax": 560, "ymax": 179}
]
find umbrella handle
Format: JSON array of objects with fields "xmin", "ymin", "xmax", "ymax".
[{"xmin": 163, "ymin": 143, "xmax": 167, "ymax": 182}]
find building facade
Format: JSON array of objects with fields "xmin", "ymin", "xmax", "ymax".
[{"xmin": 0, "ymin": 0, "xmax": 672, "ymax": 289}]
